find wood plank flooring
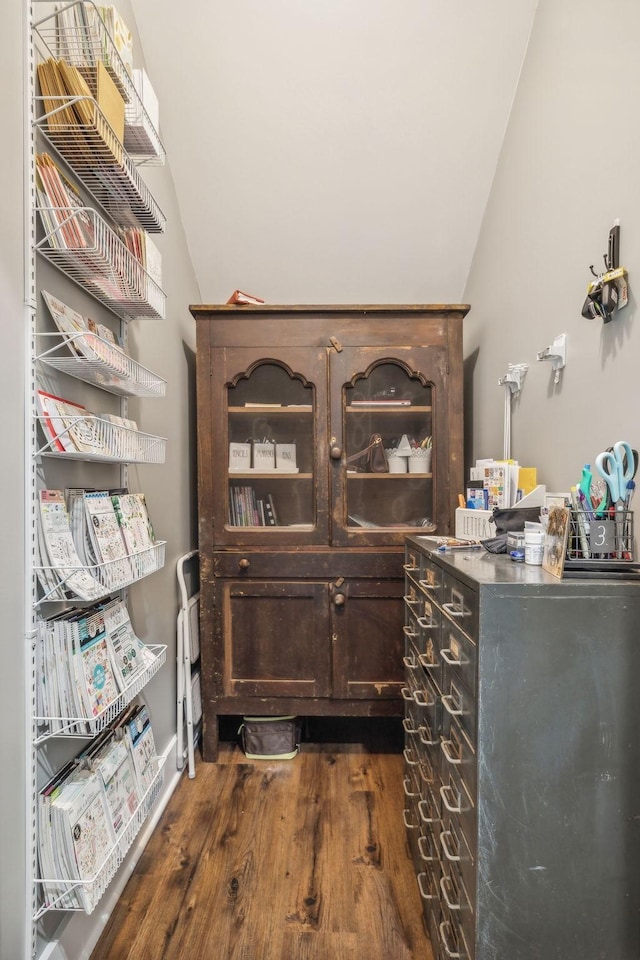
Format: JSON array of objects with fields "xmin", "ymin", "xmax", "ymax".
[{"xmin": 90, "ymin": 733, "xmax": 434, "ymax": 960}]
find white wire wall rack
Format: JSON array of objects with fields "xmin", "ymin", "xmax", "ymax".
[
  {"xmin": 35, "ymin": 97, "xmax": 166, "ymax": 233},
  {"xmin": 33, "ymin": 0, "xmax": 165, "ymax": 165},
  {"xmin": 35, "ymin": 541, "xmax": 167, "ymax": 607},
  {"xmin": 36, "ymin": 414, "xmax": 167, "ymax": 463},
  {"xmin": 33, "ymin": 755, "xmax": 166, "ymax": 919},
  {"xmin": 34, "ymin": 644, "xmax": 167, "ymax": 744},
  {"xmin": 35, "ymin": 206, "xmax": 166, "ymax": 320},
  {"xmin": 37, "ymin": 332, "xmax": 166, "ymax": 397}
]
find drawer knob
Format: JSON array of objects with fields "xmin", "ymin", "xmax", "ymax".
[
  {"xmin": 238, "ymin": 558, "xmax": 250, "ymax": 570},
  {"xmin": 333, "ymin": 592, "xmax": 346, "ymax": 606}
]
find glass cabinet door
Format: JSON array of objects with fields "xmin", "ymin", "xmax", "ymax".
[
  {"xmin": 330, "ymin": 347, "xmax": 451, "ymax": 546},
  {"xmin": 215, "ymin": 347, "xmax": 329, "ymax": 545}
]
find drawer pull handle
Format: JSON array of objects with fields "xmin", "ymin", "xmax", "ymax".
[
  {"xmin": 418, "ymin": 653, "xmax": 436, "ymax": 670},
  {"xmin": 402, "ymin": 807, "xmax": 419, "ymax": 830},
  {"xmin": 402, "ymin": 717, "xmax": 417, "ymax": 735},
  {"xmin": 418, "ymin": 798, "xmax": 437, "ymax": 823},
  {"xmin": 413, "ymin": 688, "xmax": 435, "ymax": 707},
  {"xmin": 440, "ymin": 830, "xmax": 461, "ymax": 862},
  {"xmin": 440, "ymin": 648, "xmax": 462, "ymax": 666},
  {"xmin": 403, "ymin": 776, "xmax": 419, "ymax": 798},
  {"xmin": 418, "ymin": 579, "xmax": 438, "ymax": 591},
  {"xmin": 403, "ymin": 654, "xmax": 417, "ymax": 669},
  {"xmin": 440, "ymin": 784, "xmax": 462, "ymax": 814},
  {"xmin": 439, "ymin": 921, "xmax": 461, "ymax": 958},
  {"xmin": 417, "ymin": 871, "xmax": 437, "ymax": 900},
  {"xmin": 403, "ymin": 563, "xmax": 418, "ymax": 573},
  {"xmin": 402, "ymin": 625, "xmax": 417, "ymax": 638},
  {"xmin": 418, "ymin": 834, "xmax": 436, "ymax": 862},
  {"xmin": 440, "ymin": 875, "xmax": 460, "ymax": 910},
  {"xmin": 442, "ymin": 601, "xmax": 464, "ymax": 618},
  {"xmin": 404, "ymin": 595, "xmax": 421, "ymax": 606},
  {"xmin": 403, "ymin": 747, "xmax": 419, "ymax": 767},
  {"xmin": 401, "ymin": 686, "xmax": 413, "ymax": 702},
  {"xmin": 442, "ymin": 693, "xmax": 463, "ymax": 717},
  {"xmin": 441, "ymin": 738, "xmax": 462, "ymax": 765},
  {"xmin": 418, "ymin": 725, "xmax": 437, "ymax": 746},
  {"xmin": 416, "ymin": 615, "xmax": 435, "ymax": 628}
]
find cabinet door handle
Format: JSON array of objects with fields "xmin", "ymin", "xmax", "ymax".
[
  {"xmin": 238, "ymin": 558, "xmax": 250, "ymax": 570},
  {"xmin": 438, "ymin": 921, "xmax": 461, "ymax": 958},
  {"xmin": 439, "ymin": 830, "xmax": 461, "ymax": 862},
  {"xmin": 442, "ymin": 693, "xmax": 463, "ymax": 717},
  {"xmin": 333, "ymin": 593, "xmax": 346, "ymax": 606},
  {"xmin": 330, "ymin": 444, "xmax": 342, "ymax": 460},
  {"xmin": 440, "ymin": 784, "xmax": 462, "ymax": 814}
]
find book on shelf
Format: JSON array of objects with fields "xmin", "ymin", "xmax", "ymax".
[{"xmin": 228, "ymin": 486, "xmax": 279, "ymax": 526}]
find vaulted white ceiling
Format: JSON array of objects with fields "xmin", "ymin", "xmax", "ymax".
[{"xmin": 131, "ymin": 0, "xmax": 538, "ymax": 304}]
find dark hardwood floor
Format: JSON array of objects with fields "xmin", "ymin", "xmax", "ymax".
[{"xmin": 90, "ymin": 721, "xmax": 434, "ymax": 960}]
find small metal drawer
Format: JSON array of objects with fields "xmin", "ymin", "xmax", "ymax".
[
  {"xmin": 441, "ymin": 713, "xmax": 477, "ymax": 799},
  {"xmin": 441, "ymin": 673, "xmax": 477, "ymax": 745},
  {"xmin": 440, "ymin": 618, "xmax": 477, "ymax": 699},
  {"xmin": 440, "ymin": 766, "xmax": 475, "ymax": 861},
  {"xmin": 441, "ymin": 810, "xmax": 476, "ymax": 907},
  {"xmin": 418, "ymin": 553, "xmax": 444, "ymax": 604},
  {"xmin": 439, "ymin": 865, "xmax": 473, "ymax": 960},
  {"xmin": 441, "ymin": 572, "xmax": 478, "ymax": 640}
]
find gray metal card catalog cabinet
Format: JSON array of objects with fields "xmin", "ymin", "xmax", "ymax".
[{"xmin": 403, "ymin": 535, "xmax": 640, "ymax": 960}]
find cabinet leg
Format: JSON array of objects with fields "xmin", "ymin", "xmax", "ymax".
[{"xmin": 202, "ymin": 713, "xmax": 219, "ymax": 762}]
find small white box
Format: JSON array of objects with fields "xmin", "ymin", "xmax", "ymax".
[
  {"xmin": 455, "ymin": 508, "xmax": 495, "ymax": 541},
  {"xmin": 275, "ymin": 442, "xmax": 298, "ymax": 472},
  {"xmin": 253, "ymin": 441, "xmax": 276, "ymax": 471},
  {"xmin": 229, "ymin": 442, "xmax": 251, "ymax": 472}
]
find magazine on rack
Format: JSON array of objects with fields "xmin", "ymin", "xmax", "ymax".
[
  {"xmin": 38, "ymin": 490, "xmax": 104, "ymax": 601},
  {"xmin": 111, "ymin": 492, "xmax": 156, "ymax": 573},
  {"xmin": 121, "ymin": 702, "xmax": 158, "ymax": 796},
  {"xmin": 84, "ymin": 491, "xmax": 133, "ymax": 589},
  {"xmin": 41, "ymin": 290, "xmax": 127, "ymax": 371},
  {"xmin": 72, "ymin": 606, "xmax": 120, "ymax": 727},
  {"xmin": 100, "ymin": 596, "xmax": 155, "ymax": 692},
  {"xmin": 93, "ymin": 735, "xmax": 140, "ymax": 838}
]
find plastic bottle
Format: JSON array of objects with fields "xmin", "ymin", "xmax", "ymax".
[{"xmin": 524, "ymin": 528, "xmax": 544, "ymax": 565}]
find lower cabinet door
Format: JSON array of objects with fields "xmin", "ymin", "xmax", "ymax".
[
  {"xmin": 220, "ymin": 579, "xmax": 332, "ymax": 697},
  {"xmin": 331, "ymin": 579, "xmax": 405, "ymax": 699}
]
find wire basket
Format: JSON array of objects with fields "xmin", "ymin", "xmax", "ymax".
[{"xmin": 566, "ymin": 508, "xmax": 635, "ymax": 565}]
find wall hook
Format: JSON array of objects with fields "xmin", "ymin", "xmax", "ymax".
[
  {"xmin": 498, "ymin": 363, "xmax": 528, "ymax": 460},
  {"xmin": 537, "ymin": 333, "xmax": 566, "ymax": 384}
]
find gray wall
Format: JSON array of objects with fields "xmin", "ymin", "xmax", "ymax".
[{"xmin": 464, "ymin": 0, "xmax": 639, "ymax": 492}]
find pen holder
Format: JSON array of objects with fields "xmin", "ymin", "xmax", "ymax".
[
  {"xmin": 408, "ymin": 448, "xmax": 432, "ymax": 474},
  {"xmin": 566, "ymin": 508, "xmax": 634, "ymax": 563}
]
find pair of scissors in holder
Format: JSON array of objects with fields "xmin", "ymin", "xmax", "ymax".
[{"xmin": 594, "ymin": 440, "xmax": 637, "ymax": 557}]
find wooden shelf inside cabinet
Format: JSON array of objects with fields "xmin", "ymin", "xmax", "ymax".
[
  {"xmin": 35, "ymin": 97, "xmax": 166, "ymax": 233},
  {"xmin": 34, "ymin": 644, "xmax": 167, "ymax": 744},
  {"xmin": 229, "ymin": 405, "xmax": 314, "ymax": 414},
  {"xmin": 33, "ymin": 0, "xmax": 165, "ymax": 164},
  {"xmin": 35, "ymin": 206, "xmax": 165, "ymax": 320},
  {"xmin": 347, "ymin": 472, "xmax": 433, "ymax": 479},
  {"xmin": 229, "ymin": 472, "xmax": 312, "ymax": 479},
  {"xmin": 347, "ymin": 405, "xmax": 433, "ymax": 414},
  {"xmin": 37, "ymin": 333, "xmax": 166, "ymax": 398},
  {"xmin": 33, "ymin": 756, "xmax": 166, "ymax": 919},
  {"xmin": 35, "ymin": 541, "xmax": 166, "ymax": 607},
  {"xmin": 36, "ymin": 416, "xmax": 166, "ymax": 463}
]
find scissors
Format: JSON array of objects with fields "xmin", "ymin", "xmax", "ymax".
[{"xmin": 595, "ymin": 440, "xmax": 637, "ymax": 555}]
